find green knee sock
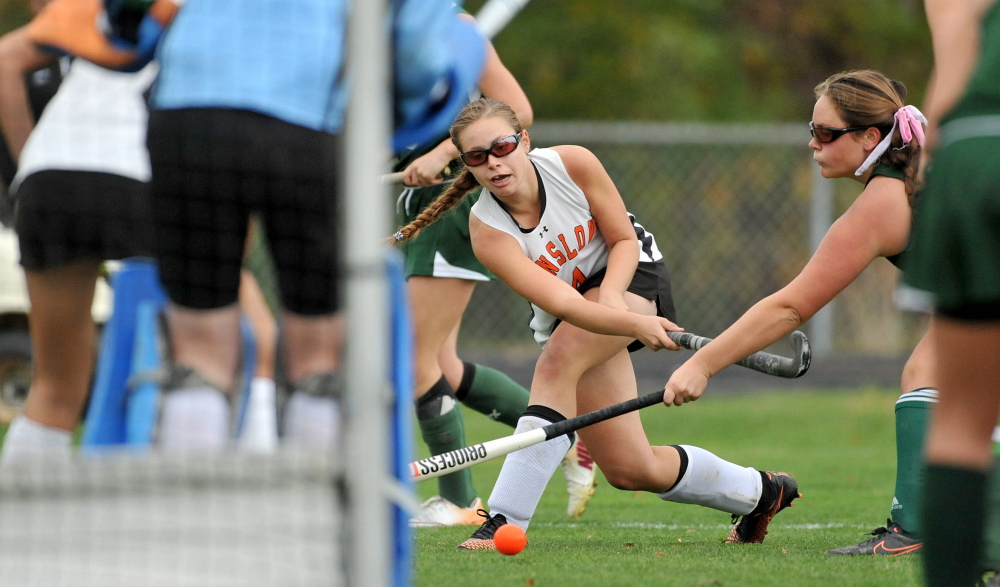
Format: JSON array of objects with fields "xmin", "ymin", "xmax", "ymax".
[
  {"xmin": 981, "ymin": 433, "xmax": 1000, "ymax": 570},
  {"xmin": 922, "ymin": 464, "xmax": 986, "ymax": 587},
  {"xmin": 416, "ymin": 377, "xmax": 476, "ymax": 508},
  {"xmin": 890, "ymin": 388, "xmax": 937, "ymax": 536},
  {"xmin": 455, "ymin": 362, "xmax": 529, "ymax": 428}
]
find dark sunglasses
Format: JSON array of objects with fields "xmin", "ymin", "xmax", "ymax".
[
  {"xmin": 460, "ymin": 132, "xmax": 522, "ymax": 166},
  {"xmin": 809, "ymin": 122, "xmax": 868, "ymax": 144}
]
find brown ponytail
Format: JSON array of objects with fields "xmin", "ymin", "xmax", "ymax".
[{"xmin": 815, "ymin": 70, "xmax": 922, "ymax": 202}]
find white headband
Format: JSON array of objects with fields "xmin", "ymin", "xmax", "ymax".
[{"xmin": 854, "ymin": 105, "xmax": 928, "ymax": 177}]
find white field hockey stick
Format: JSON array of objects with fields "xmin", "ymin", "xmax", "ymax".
[
  {"xmin": 472, "ymin": 0, "xmax": 534, "ymax": 39},
  {"xmin": 383, "ymin": 0, "xmax": 534, "ymax": 186},
  {"xmin": 409, "ymin": 330, "xmax": 811, "ymax": 482},
  {"xmin": 382, "ymin": 171, "xmax": 405, "ymax": 185},
  {"xmin": 410, "ymin": 389, "xmax": 664, "ymax": 481}
]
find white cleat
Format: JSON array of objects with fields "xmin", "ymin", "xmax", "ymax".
[
  {"xmin": 409, "ymin": 496, "xmax": 485, "ymax": 528},
  {"xmin": 561, "ymin": 437, "xmax": 598, "ymax": 518}
]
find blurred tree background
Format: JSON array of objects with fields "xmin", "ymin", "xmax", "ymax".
[
  {"xmin": 0, "ymin": 2, "xmax": 32, "ymax": 31},
  {"xmin": 465, "ymin": 0, "xmax": 932, "ymax": 121},
  {"xmin": 0, "ymin": 1, "xmax": 932, "ymax": 122},
  {"xmin": 0, "ymin": 0, "xmax": 933, "ymax": 356}
]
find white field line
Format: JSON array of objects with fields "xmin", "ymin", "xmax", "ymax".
[{"xmin": 533, "ymin": 522, "xmax": 868, "ymax": 531}]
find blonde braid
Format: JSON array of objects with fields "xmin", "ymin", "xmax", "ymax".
[{"xmin": 392, "ymin": 169, "xmax": 481, "ymax": 243}]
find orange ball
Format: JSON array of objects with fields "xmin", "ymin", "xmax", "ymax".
[{"xmin": 494, "ymin": 523, "xmax": 527, "ymax": 555}]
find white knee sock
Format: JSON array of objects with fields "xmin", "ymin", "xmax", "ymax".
[
  {"xmin": 158, "ymin": 386, "xmax": 230, "ymax": 452},
  {"xmin": 238, "ymin": 377, "xmax": 279, "ymax": 454},
  {"xmin": 0, "ymin": 416, "xmax": 72, "ymax": 469},
  {"xmin": 657, "ymin": 445, "xmax": 762, "ymax": 515},
  {"xmin": 283, "ymin": 391, "xmax": 340, "ymax": 450},
  {"xmin": 487, "ymin": 415, "xmax": 572, "ymax": 530}
]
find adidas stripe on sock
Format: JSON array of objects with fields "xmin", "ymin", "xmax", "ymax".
[{"xmin": 891, "ymin": 387, "xmax": 937, "ymax": 535}]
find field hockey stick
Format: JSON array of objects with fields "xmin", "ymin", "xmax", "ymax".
[
  {"xmin": 409, "ymin": 331, "xmax": 810, "ymax": 481},
  {"xmin": 668, "ymin": 330, "xmax": 811, "ymax": 379},
  {"xmin": 382, "ymin": 172, "xmax": 459, "ymax": 187},
  {"xmin": 473, "ymin": 0, "xmax": 534, "ymax": 38},
  {"xmin": 382, "ymin": 171, "xmax": 405, "ymax": 185},
  {"xmin": 410, "ymin": 390, "xmax": 663, "ymax": 481}
]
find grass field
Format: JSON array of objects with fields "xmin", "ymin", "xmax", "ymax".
[
  {"xmin": 0, "ymin": 387, "xmax": 925, "ymax": 585},
  {"xmin": 412, "ymin": 387, "xmax": 924, "ymax": 587}
]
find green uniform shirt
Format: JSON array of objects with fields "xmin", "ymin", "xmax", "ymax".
[
  {"xmin": 866, "ymin": 163, "xmax": 908, "ymax": 270},
  {"xmin": 903, "ymin": 1, "xmax": 1000, "ymax": 318}
]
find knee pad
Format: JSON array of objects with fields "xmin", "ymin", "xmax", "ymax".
[
  {"xmin": 294, "ymin": 372, "xmax": 344, "ymax": 399},
  {"xmin": 130, "ymin": 363, "xmax": 223, "ymax": 394},
  {"xmin": 415, "ymin": 376, "xmax": 457, "ymax": 420}
]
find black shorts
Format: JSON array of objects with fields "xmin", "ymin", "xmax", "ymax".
[
  {"xmin": 15, "ymin": 170, "xmax": 152, "ymax": 270},
  {"xmin": 562, "ymin": 260, "xmax": 678, "ymax": 352},
  {"xmin": 147, "ymin": 108, "xmax": 341, "ymax": 315}
]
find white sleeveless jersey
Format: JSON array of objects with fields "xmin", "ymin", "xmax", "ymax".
[
  {"xmin": 13, "ymin": 59, "xmax": 157, "ymax": 190},
  {"xmin": 471, "ymin": 147, "xmax": 662, "ymax": 347}
]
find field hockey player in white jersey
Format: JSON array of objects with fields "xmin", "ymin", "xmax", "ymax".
[
  {"xmin": 393, "ymin": 97, "xmax": 801, "ymax": 551},
  {"xmin": 396, "ymin": 16, "xmax": 597, "ymax": 527}
]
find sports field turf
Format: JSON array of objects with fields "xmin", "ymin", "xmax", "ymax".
[
  {"xmin": 0, "ymin": 387, "xmax": 924, "ymax": 585},
  {"xmin": 412, "ymin": 387, "xmax": 923, "ymax": 587}
]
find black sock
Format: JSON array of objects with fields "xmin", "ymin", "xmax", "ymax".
[
  {"xmin": 747, "ymin": 471, "xmax": 775, "ymax": 516},
  {"xmin": 663, "ymin": 445, "xmax": 689, "ymax": 492}
]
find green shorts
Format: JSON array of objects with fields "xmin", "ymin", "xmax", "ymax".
[
  {"xmin": 396, "ymin": 184, "xmax": 494, "ymax": 281},
  {"xmin": 905, "ymin": 130, "xmax": 1000, "ymax": 319}
]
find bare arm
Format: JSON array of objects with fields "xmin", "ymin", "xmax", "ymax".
[
  {"xmin": 0, "ymin": 26, "xmax": 55, "ymax": 162},
  {"xmin": 470, "ymin": 213, "xmax": 680, "ymax": 350},
  {"xmin": 553, "ymin": 144, "xmax": 638, "ymax": 311},
  {"xmin": 662, "ymin": 178, "xmax": 911, "ymax": 405},
  {"xmin": 923, "ymin": 0, "xmax": 993, "ymax": 144},
  {"xmin": 475, "ymin": 32, "xmax": 532, "ymax": 128},
  {"xmin": 400, "ymin": 136, "xmax": 461, "ymax": 188},
  {"xmin": 401, "ymin": 13, "xmax": 533, "ymax": 187}
]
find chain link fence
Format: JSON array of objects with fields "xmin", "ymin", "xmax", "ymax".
[
  {"xmin": 244, "ymin": 121, "xmax": 924, "ymax": 359},
  {"xmin": 455, "ymin": 121, "xmax": 925, "ymax": 358}
]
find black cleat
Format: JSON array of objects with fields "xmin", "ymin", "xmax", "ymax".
[
  {"xmin": 725, "ymin": 471, "xmax": 800, "ymax": 544},
  {"xmin": 827, "ymin": 519, "xmax": 922, "ymax": 556},
  {"xmin": 456, "ymin": 510, "xmax": 509, "ymax": 551}
]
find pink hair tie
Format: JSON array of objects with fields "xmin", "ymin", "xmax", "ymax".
[
  {"xmin": 855, "ymin": 105, "xmax": 929, "ymax": 176},
  {"xmin": 895, "ymin": 105, "xmax": 927, "ymax": 148}
]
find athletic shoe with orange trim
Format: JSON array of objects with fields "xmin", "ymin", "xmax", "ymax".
[
  {"xmin": 561, "ymin": 436, "xmax": 598, "ymax": 518},
  {"xmin": 826, "ymin": 519, "xmax": 923, "ymax": 556},
  {"xmin": 724, "ymin": 471, "xmax": 800, "ymax": 544},
  {"xmin": 409, "ymin": 496, "xmax": 485, "ymax": 528},
  {"xmin": 456, "ymin": 511, "xmax": 510, "ymax": 551}
]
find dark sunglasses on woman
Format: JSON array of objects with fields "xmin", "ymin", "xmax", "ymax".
[
  {"xmin": 460, "ymin": 132, "xmax": 522, "ymax": 166},
  {"xmin": 809, "ymin": 122, "xmax": 868, "ymax": 144}
]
